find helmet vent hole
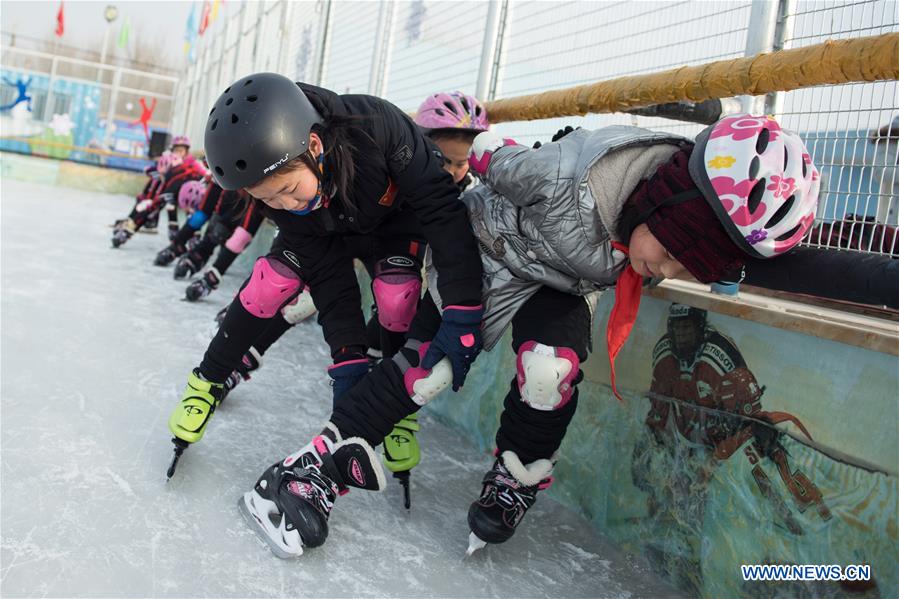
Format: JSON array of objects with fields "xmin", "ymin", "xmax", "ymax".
[
  {"xmin": 209, "ymin": 106, "xmax": 215, "ymax": 115},
  {"xmin": 224, "ymin": 86, "xmax": 231, "ymax": 93},
  {"xmin": 443, "ymin": 101, "xmax": 457, "ymax": 114},
  {"xmin": 225, "ymin": 97, "xmax": 233, "ymax": 106},
  {"xmin": 211, "ymin": 119, "xmax": 218, "ymax": 131},
  {"xmin": 767, "ymin": 194, "xmax": 795, "ymax": 229},
  {"xmin": 235, "ymin": 160, "xmax": 247, "ymax": 171},
  {"xmin": 231, "ymin": 113, "xmax": 239, "ymax": 124},
  {"xmin": 783, "ymin": 147, "xmax": 788, "ymax": 170},
  {"xmin": 460, "ymin": 97, "xmax": 470, "ymax": 111},
  {"xmin": 775, "ymin": 223, "xmax": 801, "ymax": 242},
  {"xmin": 246, "ymin": 95, "xmax": 258, "ymax": 102},
  {"xmin": 748, "ymin": 156, "xmax": 760, "ymax": 180},
  {"xmin": 435, "ymin": 108, "xmax": 445, "ymax": 116},
  {"xmin": 215, "ymin": 166, "xmax": 224, "ymax": 176},
  {"xmin": 244, "ymin": 79, "xmax": 253, "ymax": 87},
  {"xmin": 755, "ymin": 127, "xmax": 769, "ymax": 154},
  {"xmin": 802, "ymin": 158, "xmax": 808, "ymax": 178},
  {"xmin": 747, "ymin": 179, "xmax": 765, "ymax": 214}
]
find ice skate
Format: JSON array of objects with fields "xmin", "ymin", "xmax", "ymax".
[
  {"xmin": 111, "ymin": 219, "xmax": 136, "ymax": 248},
  {"xmin": 239, "ymin": 430, "xmax": 386, "ymax": 558},
  {"xmin": 173, "ymin": 252, "xmax": 205, "ymax": 280},
  {"xmin": 185, "ymin": 268, "xmax": 221, "ymax": 302},
  {"xmin": 382, "ymin": 413, "xmax": 420, "ymax": 509},
  {"xmin": 466, "ymin": 450, "xmax": 554, "ymax": 554},
  {"xmin": 154, "ymin": 245, "xmax": 182, "ymax": 267},
  {"xmin": 166, "ymin": 369, "xmax": 240, "ymax": 479}
]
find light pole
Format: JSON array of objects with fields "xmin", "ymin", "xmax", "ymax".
[{"xmin": 100, "ymin": 5, "xmax": 118, "ymax": 65}]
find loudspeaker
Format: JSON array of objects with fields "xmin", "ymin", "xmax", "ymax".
[{"xmin": 149, "ymin": 131, "xmax": 171, "ymax": 158}]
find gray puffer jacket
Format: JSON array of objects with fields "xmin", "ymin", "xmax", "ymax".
[{"xmin": 429, "ymin": 125, "xmax": 692, "ymax": 350}]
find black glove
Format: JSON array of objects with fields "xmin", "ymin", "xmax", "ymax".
[{"xmin": 533, "ymin": 126, "xmax": 581, "ymax": 148}]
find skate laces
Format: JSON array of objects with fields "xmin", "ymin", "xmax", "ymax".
[
  {"xmin": 281, "ymin": 456, "xmax": 340, "ymax": 516},
  {"xmin": 480, "ymin": 460, "xmax": 546, "ymax": 514}
]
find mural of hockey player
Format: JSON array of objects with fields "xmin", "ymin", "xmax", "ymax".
[
  {"xmin": 0, "ymin": 75, "xmax": 33, "ymax": 112},
  {"xmin": 632, "ymin": 303, "xmax": 828, "ymax": 595}
]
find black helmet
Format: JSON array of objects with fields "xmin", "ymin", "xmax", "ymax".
[
  {"xmin": 204, "ymin": 72, "xmax": 323, "ymax": 190},
  {"xmin": 666, "ymin": 304, "xmax": 707, "ymax": 359}
]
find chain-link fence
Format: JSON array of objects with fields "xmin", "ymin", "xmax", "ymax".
[
  {"xmin": 173, "ymin": 0, "xmax": 898, "ymax": 255},
  {"xmin": 0, "ymin": 44, "xmax": 178, "ymax": 171}
]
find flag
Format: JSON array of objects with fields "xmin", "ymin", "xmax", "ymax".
[
  {"xmin": 55, "ymin": 1, "xmax": 64, "ymax": 37},
  {"xmin": 117, "ymin": 17, "xmax": 131, "ymax": 49},
  {"xmin": 210, "ymin": 0, "xmax": 222, "ymax": 22},
  {"xmin": 184, "ymin": 3, "xmax": 198, "ymax": 61},
  {"xmin": 199, "ymin": 0, "xmax": 211, "ymax": 35}
]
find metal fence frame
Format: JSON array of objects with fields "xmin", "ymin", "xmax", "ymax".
[
  {"xmin": 1, "ymin": 45, "xmax": 179, "ymax": 167},
  {"xmin": 174, "ymin": 0, "xmax": 897, "ymax": 256}
]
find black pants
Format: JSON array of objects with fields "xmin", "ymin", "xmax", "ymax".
[
  {"xmin": 200, "ymin": 231, "xmax": 425, "ymax": 381},
  {"xmin": 332, "ymin": 285, "xmax": 592, "ymax": 464}
]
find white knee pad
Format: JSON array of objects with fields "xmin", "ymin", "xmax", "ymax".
[
  {"xmin": 395, "ymin": 341, "xmax": 452, "ymax": 406},
  {"xmin": 516, "ymin": 341, "xmax": 580, "ymax": 411},
  {"xmin": 280, "ymin": 289, "xmax": 317, "ymax": 324}
]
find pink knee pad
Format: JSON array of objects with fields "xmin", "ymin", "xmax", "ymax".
[
  {"xmin": 372, "ymin": 256, "xmax": 421, "ymax": 332},
  {"xmin": 239, "ymin": 257, "xmax": 304, "ymax": 318},
  {"xmin": 224, "ymin": 226, "xmax": 253, "ymax": 254},
  {"xmin": 516, "ymin": 341, "xmax": 580, "ymax": 411}
]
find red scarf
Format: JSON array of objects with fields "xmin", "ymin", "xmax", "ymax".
[{"xmin": 606, "ymin": 242, "xmax": 643, "ymax": 402}]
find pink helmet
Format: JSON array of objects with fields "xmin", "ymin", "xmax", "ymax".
[
  {"xmin": 415, "ymin": 92, "xmax": 489, "ymax": 132},
  {"xmin": 689, "ymin": 114, "xmax": 820, "ymax": 259},
  {"xmin": 156, "ymin": 150, "xmax": 183, "ymax": 175},
  {"xmin": 171, "ymin": 134, "xmax": 191, "ymax": 149},
  {"xmin": 178, "ymin": 180, "xmax": 206, "ymax": 212}
]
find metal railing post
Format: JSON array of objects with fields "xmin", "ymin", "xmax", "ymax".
[
  {"xmin": 741, "ymin": 0, "xmax": 780, "ymax": 114},
  {"xmin": 369, "ymin": 1, "xmax": 397, "ymax": 97},
  {"xmin": 314, "ymin": 0, "xmax": 334, "ymax": 86},
  {"xmin": 41, "ymin": 56, "xmax": 59, "ymax": 122},
  {"xmin": 766, "ymin": 0, "xmax": 797, "ymax": 117},
  {"xmin": 487, "ymin": 0, "xmax": 510, "ymax": 101}
]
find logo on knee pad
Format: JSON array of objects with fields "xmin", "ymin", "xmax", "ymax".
[
  {"xmin": 516, "ymin": 342, "xmax": 580, "ymax": 411},
  {"xmin": 386, "ymin": 256, "xmax": 414, "ymax": 268},
  {"xmin": 281, "ymin": 250, "xmax": 301, "ymax": 269}
]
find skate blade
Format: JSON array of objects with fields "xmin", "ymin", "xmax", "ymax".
[
  {"xmin": 465, "ymin": 532, "xmax": 488, "ymax": 558},
  {"xmin": 237, "ymin": 492, "xmax": 303, "ymax": 560}
]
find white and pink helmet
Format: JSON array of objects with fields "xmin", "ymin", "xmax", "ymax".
[
  {"xmin": 156, "ymin": 150, "xmax": 183, "ymax": 175},
  {"xmin": 171, "ymin": 134, "xmax": 191, "ymax": 149},
  {"xmin": 415, "ymin": 92, "xmax": 489, "ymax": 132},
  {"xmin": 178, "ymin": 180, "xmax": 206, "ymax": 213},
  {"xmin": 689, "ymin": 114, "xmax": 820, "ymax": 259}
]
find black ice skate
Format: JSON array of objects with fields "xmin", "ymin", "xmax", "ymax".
[
  {"xmin": 185, "ymin": 268, "xmax": 221, "ymax": 302},
  {"xmin": 154, "ymin": 245, "xmax": 183, "ymax": 267},
  {"xmin": 173, "ymin": 252, "xmax": 205, "ymax": 280},
  {"xmin": 238, "ymin": 426, "xmax": 386, "ymax": 558},
  {"xmin": 111, "ymin": 219, "xmax": 136, "ymax": 248},
  {"xmin": 466, "ymin": 450, "xmax": 554, "ymax": 555}
]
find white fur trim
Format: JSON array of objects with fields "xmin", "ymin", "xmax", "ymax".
[
  {"xmin": 500, "ymin": 450, "xmax": 554, "ymax": 487},
  {"xmin": 322, "ymin": 421, "xmax": 343, "ymax": 443},
  {"xmin": 336, "ymin": 436, "xmax": 387, "ymax": 491}
]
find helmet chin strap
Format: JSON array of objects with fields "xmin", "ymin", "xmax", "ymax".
[{"xmin": 289, "ymin": 151, "xmax": 326, "ymax": 216}]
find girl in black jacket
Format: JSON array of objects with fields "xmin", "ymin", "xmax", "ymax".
[{"xmin": 166, "ymin": 74, "xmax": 484, "ymax": 485}]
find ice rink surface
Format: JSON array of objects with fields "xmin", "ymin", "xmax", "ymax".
[{"xmin": 1, "ymin": 179, "xmax": 680, "ymax": 598}]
